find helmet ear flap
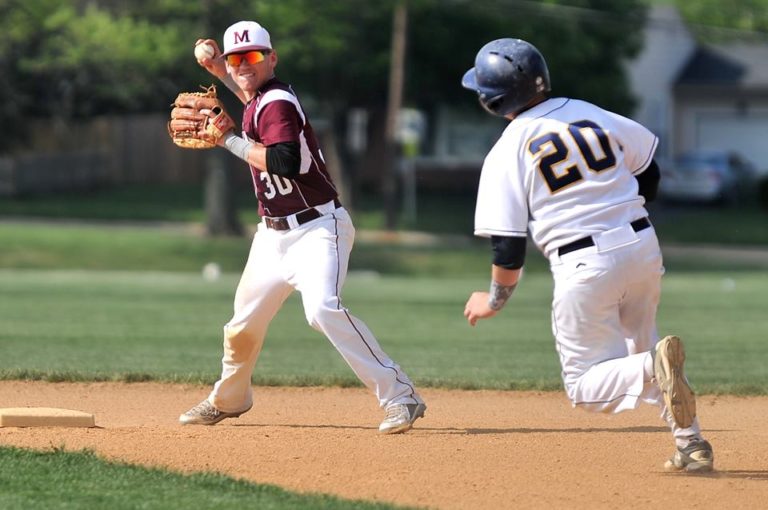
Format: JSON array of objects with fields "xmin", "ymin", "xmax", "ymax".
[{"xmin": 479, "ymin": 94, "xmax": 507, "ymax": 116}]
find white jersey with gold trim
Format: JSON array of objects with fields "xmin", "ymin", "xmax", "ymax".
[{"xmin": 474, "ymin": 97, "xmax": 658, "ymax": 258}]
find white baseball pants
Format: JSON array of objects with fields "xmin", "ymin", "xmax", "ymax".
[
  {"xmin": 208, "ymin": 207, "xmax": 422, "ymax": 412},
  {"xmin": 549, "ymin": 224, "xmax": 701, "ymax": 440}
]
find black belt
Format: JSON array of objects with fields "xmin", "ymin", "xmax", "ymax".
[
  {"xmin": 264, "ymin": 199, "xmax": 341, "ymax": 231},
  {"xmin": 557, "ymin": 217, "xmax": 651, "ymax": 256}
]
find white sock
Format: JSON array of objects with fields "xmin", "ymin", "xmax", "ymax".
[
  {"xmin": 642, "ymin": 351, "xmax": 654, "ymax": 382},
  {"xmin": 663, "ymin": 407, "xmax": 703, "ymax": 448}
]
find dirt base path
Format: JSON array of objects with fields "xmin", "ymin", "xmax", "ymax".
[{"xmin": 1, "ymin": 382, "xmax": 766, "ymax": 509}]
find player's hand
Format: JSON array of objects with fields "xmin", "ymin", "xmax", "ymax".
[
  {"xmin": 195, "ymin": 39, "xmax": 227, "ymax": 79},
  {"xmin": 464, "ymin": 291, "xmax": 498, "ymax": 326}
]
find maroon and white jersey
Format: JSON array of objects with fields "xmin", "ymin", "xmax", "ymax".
[{"xmin": 242, "ymin": 78, "xmax": 338, "ymax": 217}]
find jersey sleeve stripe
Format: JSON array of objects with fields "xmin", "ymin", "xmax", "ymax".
[
  {"xmin": 255, "ymin": 89, "xmax": 306, "ymax": 125},
  {"xmin": 632, "ymin": 135, "xmax": 659, "ymax": 175}
]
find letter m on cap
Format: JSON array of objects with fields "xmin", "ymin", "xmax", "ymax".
[{"xmin": 234, "ymin": 31, "xmax": 250, "ymax": 44}]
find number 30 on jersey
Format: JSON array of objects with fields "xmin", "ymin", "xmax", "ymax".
[
  {"xmin": 528, "ymin": 120, "xmax": 617, "ymax": 193},
  {"xmin": 261, "ymin": 172, "xmax": 294, "ymax": 199}
]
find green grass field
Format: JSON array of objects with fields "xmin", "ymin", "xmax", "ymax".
[
  {"xmin": 0, "ymin": 447, "xmax": 414, "ymax": 510},
  {"xmin": 1, "ymin": 267, "xmax": 766, "ymax": 394},
  {"xmin": 2, "ymin": 184, "xmax": 768, "ymax": 245},
  {"xmin": 0, "ymin": 221, "xmax": 499, "ymax": 275},
  {"xmin": 1, "ymin": 189, "xmax": 767, "ymax": 509},
  {"xmin": 3, "ymin": 269, "xmax": 765, "ymax": 510}
]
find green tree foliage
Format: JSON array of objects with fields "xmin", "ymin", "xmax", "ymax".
[
  {"xmin": 1, "ymin": 0, "xmax": 647, "ymax": 112},
  {"xmin": 5, "ymin": 0, "xmax": 765, "ymax": 142},
  {"xmin": 249, "ymin": 1, "xmax": 396, "ymax": 110},
  {"xmin": 1, "ymin": 1, "xmax": 198, "ymax": 117},
  {"xmin": 405, "ymin": 0, "xmax": 647, "ymax": 114},
  {"xmin": 240, "ymin": 0, "xmax": 647, "ymax": 114},
  {"xmin": 674, "ymin": 0, "xmax": 768, "ymax": 39},
  {"xmin": 0, "ymin": 0, "xmax": 204, "ymax": 148},
  {"xmin": 0, "ymin": 0, "xmax": 649, "ymax": 151}
]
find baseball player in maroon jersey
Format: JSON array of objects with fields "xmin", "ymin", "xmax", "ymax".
[
  {"xmin": 461, "ymin": 38, "xmax": 713, "ymax": 471},
  {"xmin": 179, "ymin": 20, "xmax": 426, "ymax": 434}
]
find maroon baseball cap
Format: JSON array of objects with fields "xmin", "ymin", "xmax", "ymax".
[{"xmin": 222, "ymin": 21, "xmax": 272, "ymax": 56}]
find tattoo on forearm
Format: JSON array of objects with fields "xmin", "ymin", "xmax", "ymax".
[{"xmin": 488, "ymin": 280, "xmax": 517, "ymax": 311}]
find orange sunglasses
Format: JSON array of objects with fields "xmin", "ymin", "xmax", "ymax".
[{"xmin": 226, "ymin": 50, "xmax": 270, "ymax": 67}]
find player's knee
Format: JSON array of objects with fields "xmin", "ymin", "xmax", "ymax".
[
  {"xmin": 303, "ymin": 305, "xmax": 324, "ymax": 330},
  {"xmin": 561, "ymin": 380, "xmax": 579, "ymax": 405},
  {"xmin": 565, "ymin": 390, "xmax": 577, "ymax": 406},
  {"xmin": 223, "ymin": 321, "xmax": 259, "ymax": 354},
  {"xmin": 302, "ymin": 299, "xmax": 341, "ymax": 330}
]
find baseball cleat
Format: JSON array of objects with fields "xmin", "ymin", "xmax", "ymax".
[
  {"xmin": 664, "ymin": 439, "xmax": 714, "ymax": 473},
  {"xmin": 378, "ymin": 402, "xmax": 426, "ymax": 434},
  {"xmin": 179, "ymin": 399, "xmax": 251, "ymax": 426},
  {"xmin": 654, "ymin": 335, "xmax": 696, "ymax": 428}
]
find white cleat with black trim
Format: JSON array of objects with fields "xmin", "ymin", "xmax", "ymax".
[{"xmin": 378, "ymin": 402, "xmax": 427, "ymax": 434}]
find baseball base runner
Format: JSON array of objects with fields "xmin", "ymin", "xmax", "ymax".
[{"xmin": 461, "ymin": 38, "xmax": 713, "ymax": 472}]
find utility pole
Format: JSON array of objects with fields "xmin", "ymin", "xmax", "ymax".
[{"xmin": 383, "ymin": 1, "xmax": 408, "ymax": 230}]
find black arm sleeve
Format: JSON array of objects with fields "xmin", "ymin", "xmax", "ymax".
[
  {"xmin": 491, "ymin": 236, "xmax": 527, "ymax": 270},
  {"xmin": 636, "ymin": 159, "xmax": 660, "ymax": 202},
  {"xmin": 266, "ymin": 141, "xmax": 301, "ymax": 178}
]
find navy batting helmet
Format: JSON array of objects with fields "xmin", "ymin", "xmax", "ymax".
[{"xmin": 462, "ymin": 38, "xmax": 551, "ymax": 117}]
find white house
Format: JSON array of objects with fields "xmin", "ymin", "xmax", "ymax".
[
  {"xmin": 625, "ymin": 5, "xmax": 696, "ymax": 164},
  {"xmin": 628, "ymin": 5, "xmax": 768, "ymax": 172}
]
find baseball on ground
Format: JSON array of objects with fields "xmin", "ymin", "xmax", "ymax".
[
  {"xmin": 202, "ymin": 262, "xmax": 221, "ymax": 282},
  {"xmin": 194, "ymin": 43, "xmax": 215, "ymax": 61}
]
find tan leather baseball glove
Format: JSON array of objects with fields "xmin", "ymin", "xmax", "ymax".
[{"xmin": 168, "ymin": 85, "xmax": 234, "ymax": 149}]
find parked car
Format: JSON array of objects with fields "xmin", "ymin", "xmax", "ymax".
[{"xmin": 658, "ymin": 150, "xmax": 757, "ymax": 205}]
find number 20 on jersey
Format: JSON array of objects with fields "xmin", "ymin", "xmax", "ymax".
[{"xmin": 528, "ymin": 120, "xmax": 617, "ymax": 193}]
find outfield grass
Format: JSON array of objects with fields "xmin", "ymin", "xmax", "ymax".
[
  {"xmin": 1, "ymin": 219, "xmax": 766, "ymax": 279},
  {"xmin": 1, "ymin": 195, "xmax": 766, "ymax": 394},
  {"xmin": 2, "ymin": 183, "xmax": 767, "ymax": 245},
  {"xmin": 648, "ymin": 202, "xmax": 768, "ymax": 246},
  {"xmin": 0, "ymin": 446, "xmax": 414, "ymax": 510},
  {"xmin": 1, "ymin": 268, "xmax": 766, "ymax": 394},
  {"xmin": 0, "ymin": 221, "xmax": 540, "ymax": 275}
]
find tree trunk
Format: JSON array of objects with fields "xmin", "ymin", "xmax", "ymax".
[
  {"xmin": 200, "ymin": 0, "xmax": 243, "ymax": 237},
  {"xmin": 204, "ymin": 151, "xmax": 244, "ymax": 237},
  {"xmin": 317, "ymin": 124, "xmax": 350, "ymax": 207}
]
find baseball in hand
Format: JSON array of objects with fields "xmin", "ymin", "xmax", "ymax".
[{"xmin": 195, "ymin": 43, "xmax": 215, "ymax": 61}]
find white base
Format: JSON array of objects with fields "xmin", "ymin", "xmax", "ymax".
[{"xmin": 0, "ymin": 407, "xmax": 96, "ymax": 428}]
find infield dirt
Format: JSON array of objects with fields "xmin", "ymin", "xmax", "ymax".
[{"xmin": 1, "ymin": 381, "xmax": 766, "ymax": 509}]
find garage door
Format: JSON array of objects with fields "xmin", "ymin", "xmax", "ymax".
[{"xmin": 696, "ymin": 112, "xmax": 768, "ymax": 172}]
